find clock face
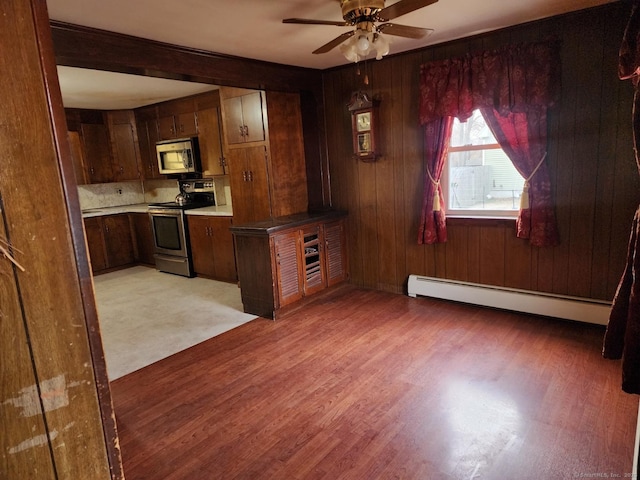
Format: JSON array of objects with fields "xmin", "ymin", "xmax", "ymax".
[{"xmin": 356, "ymin": 112, "xmax": 371, "ymax": 132}]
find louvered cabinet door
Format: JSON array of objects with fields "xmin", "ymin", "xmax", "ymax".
[
  {"xmin": 273, "ymin": 231, "xmax": 303, "ymax": 307},
  {"xmin": 324, "ymin": 219, "xmax": 348, "ymax": 287}
]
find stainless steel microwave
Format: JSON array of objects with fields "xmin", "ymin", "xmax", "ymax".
[{"xmin": 156, "ymin": 137, "xmax": 201, "ymax": 175}]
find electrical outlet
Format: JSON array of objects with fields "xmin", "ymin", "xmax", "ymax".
[{"xmin": 117, "ymin": 188, "xmax": 122, "ymax": 195}]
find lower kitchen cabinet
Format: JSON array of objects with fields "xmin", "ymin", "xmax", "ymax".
[
  {"xmin": 129, "ymin": 212, "xmax": 155, "ymax": 265},
  {"xmin": 230, "ymin": 211, "xmax": 348, "ymax": 318},
  {"xmin": 187, "ymin": 215, "xmax": 237, "ymax": 282},
  {"xmin": 84, "ymin": 214, "xmax": 135, "ymax": 274}
]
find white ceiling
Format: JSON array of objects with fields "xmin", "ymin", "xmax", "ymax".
[{"xmin": 47, "ymin": 0, "xmax": 617, "ymax": 109}]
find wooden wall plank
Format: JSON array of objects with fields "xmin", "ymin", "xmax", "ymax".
[
  {"xmin": 478, "ymin": 226, "xmax": 506, "ymax": 286},
  {"xmin": 401, "ymin": 51, "xmax": 429, "ymax": 280},
  {"xmin": 565, "ymin": 11, "xmax": 604, "ymax": 298},
  {"xmin": 372, "ymin": 58, "xmax": 400, "ymax": 292},
  {"xmin": 591, "ymin": 9, "xmax": 628, "ymax": 300}
]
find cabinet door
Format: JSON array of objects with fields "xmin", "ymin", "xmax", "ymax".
[
  {"xmin": 158, "ymin": 115, "xmax": 176, "ymax": 140},
  {"xmin": 324, "ymin": 220, "xmax": 348, "ymax": 286},
  {"xmin": 188, "ymin": 216, "xmax": 216, "ymax": 277},
  {"xmin": 210, "ymin": 217, "xmax": 237, "ymax": 282},
  {"xmin": 68, "ymin": 131, "xmax": 89, "ymax": 185},
  {"xmin": 273, "ymin": 230, "xmax": 303, "ymax": 307},
  {"xmin": 136, "ymin": 119, "xmax": 160, "ymax": 180},
  {"xmin": 245, "ymin": 146, "xmax": 271, "ymax": 222},
  {"xmin": 241, "ymin": 92, "xmax": 265, "ymax": 143},
  {"xmin": 84, "ymin": 217, "xmax": 108, "ymax": 273},
  {"xmin": 228, "ymin": 146, "xmax": 270, "ymax": 224},
  {"xmin": 223, "ymin": 96, "xmax": 245, "ymax": 145},
  {"xmin": 111, "ymin": 123, "xmax": 140, "ymax": 181},
  {"xmin": 80, "ymin": 123, "xmax": 113, "ymax": 183},
  {"xmin": 176, "ymin": 112, "xmax": 198, "ymax": 137},
  {"xmin": 301, "ymin": 224, "xmax": 326, "ymax": 295},
  {"xmin": 198, "ymin": 107, "xmax": 226, "ymax": 176},
  {"xmin": 102, "ymin": 214, "xmax": 135, "ymax": 268},
  {"xmin": 227, "ymin": 148, "xmax": 252, "ymax": 224},
  {"xmin": 130, "ymin": 213, "xmax": 155, "ymax": 265}
]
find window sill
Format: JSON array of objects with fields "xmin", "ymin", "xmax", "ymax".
[{"xmin": 446, "ymin": 215, "xmax": 517, "ymax": 227}]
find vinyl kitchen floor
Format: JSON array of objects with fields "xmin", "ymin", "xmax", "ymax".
[{"xmin": 93, "ymin": 265, "xmax": 257, "ymax": 380}]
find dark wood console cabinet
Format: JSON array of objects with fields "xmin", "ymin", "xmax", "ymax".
[{"xmin": 230, "ymin": 211, "xmax": 348, "ymax": 319}]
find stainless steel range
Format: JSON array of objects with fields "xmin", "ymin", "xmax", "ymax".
[{"xmin": 148, "ymin": 178, "xmax": 215, "ymax": 277}]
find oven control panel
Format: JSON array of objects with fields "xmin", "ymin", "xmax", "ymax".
[{"xmin": 179, "ymin": 178, "xmax": 214, "ymax": 193}]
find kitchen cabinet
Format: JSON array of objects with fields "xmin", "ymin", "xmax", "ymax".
[
  {"xmin": 227, "ymin": 146, "xmax": 270, "ymax": 224},
  {"xmin": 187, "ymin": 215, "xmax": 237, "ymax": 282},
  {"xmin": 84, "ymin": 217, "xmax": 108, "ymax": 272},
  {"xmin": 67, "ymin": 108, "xmax": 141, "ymax": 184},
  {"xmin": 230, "ymin": 212, "xmax": 348, "ymax": 318},
  {"xmin": 80, "ymin": 122, "xmax": 113, "ymax": 184},
  {"xmin": 84, "ymin": 214, "xmax": 135, "ymax": 274},
  {"xmin": 223, "ymin": 91, "xmax": 265, "ymax": 144},
  {"xmin": 158, "ymin": 97, "xmax": 198, "ymax": 140},
  {"xmin": 221, "ymin": 88, "xmax": 308, "ymax": 224},
  {"xmin": 134, "ymin": 106, "xmax": 163, "ymax": 180},
  {"xmin": 198, "ymin": 106, "xmax": 227, "ymax": 176},
  {"xmin": 129, "ymin": 212, "xmax": 155, "ymax": 265},
  {"xmin": 107, "ymin": 111, "xmax": 142, "ymax": 182}
]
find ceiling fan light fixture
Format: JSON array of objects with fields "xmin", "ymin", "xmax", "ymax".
[
  {"xmin": 372, "ymin": 32, "xmax": 389, "ymax": 60},
  {"xmin": 340, "ymin": 40, "xmax": 360, "ymax": 63},
  {"xmin": 341, "ymin": 29, "xmax": 389, "ymax": 63},
  {"xmin": 355, "ymin": 30, "xmax": 371, "ymax": 54}
]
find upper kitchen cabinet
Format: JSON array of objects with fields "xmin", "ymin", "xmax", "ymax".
[
  {"xmin": 221, "ymin": 87, "xmax": 308, "ymax": 225},
  {"xmin": 82, "ymin": 122, "xmax": 114, "ymax": 183},
  {"xmin": 66, "ymin": 108, "xmax": 141, "ymax": 184},
  {"xmin": 222, "ymin": 90, "xmax": 265, "ymax": 145},
  {"xmin": 157, "ymin": 96, "xmax": 198, "ymax": 140},
  {"xmin": 134, "ymin": 105, "xmax": 163, "ymax": 180},
  {"xmin": 195, "ymin": 91, "xmax": 227, "ymax": 176},
  {"xmin": 106, "ymin": 110, "xmax": 142, "ymax": 182}
]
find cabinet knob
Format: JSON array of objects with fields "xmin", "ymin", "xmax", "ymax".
[
  {"xmin": 243, "ymin": 125, "xmax": 249, "ymax": 137},
  {"xmin": 239, "ymin": 125, "xmax": 245, "ymax": 138},
  {"xmin": 247, "ymin": 170, "xmax": 253, "ymax": 182},
  {"xmin": 242, "ymin": 171, "xmax": 247, "ymax": 182}
]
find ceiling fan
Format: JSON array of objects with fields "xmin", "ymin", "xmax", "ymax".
[{"xmin": 283, "ymin": 0, "xmax": 438, "ymax": 62}]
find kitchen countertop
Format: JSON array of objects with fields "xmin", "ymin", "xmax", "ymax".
[{"xmin": 81, "ymin": 203, "xmax": 233, "ymax": 218}]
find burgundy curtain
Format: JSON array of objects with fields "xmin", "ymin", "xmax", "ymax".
[
  {"xmin": 481, "ymin": 108, "xmax": 560, "ymax": 246},
  {"xmin": 418, "ymin": 40, "xmax": 560, "ymax": 245},
  {"xmin": 418, "ymin": 117, "xmax": 454, "ymax": 244},
  {"xmin": 603, "ymin": 4, "xmax": 640, "ymax": 394}
]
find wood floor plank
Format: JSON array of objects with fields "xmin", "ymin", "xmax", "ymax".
[{"xmin": 111, "ymin": 285, "xmax": 638, "ymax": 479}]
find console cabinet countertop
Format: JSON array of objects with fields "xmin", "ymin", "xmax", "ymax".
[{"xmin": 230, "ymin": 211, "xmax": 348, "ymax": 319}]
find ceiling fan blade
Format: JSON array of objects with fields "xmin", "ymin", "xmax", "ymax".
[
  {"xmin": 313, "ymin": 31, "xmax": 355, "ymax": 54},
  {"xmin": 283, "ymin": 18, "xmax": 349, "ymax": 26},
  {"xmin": 377, "ymin": 23, "xmax": 433, "ymax": 39},
  {"xmin": 377, "ymin": 0, "xmax": 439, "ymax": 21}
]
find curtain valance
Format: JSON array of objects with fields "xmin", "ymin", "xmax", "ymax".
[{"xmin": 419, "ymin": 40, "xmax": 561, "ymax": 125}]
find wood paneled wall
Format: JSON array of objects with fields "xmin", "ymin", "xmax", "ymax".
[{"xmin": 323, "ymin": 3, "xmax": 639, "ymax": 301}]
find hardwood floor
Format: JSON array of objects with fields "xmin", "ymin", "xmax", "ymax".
[{"xmin": 110, "ymin": 285, "xmax": 638, "ymax": 480}]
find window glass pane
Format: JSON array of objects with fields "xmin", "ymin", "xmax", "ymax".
[
  {"xmin": 450, "ymin": 110, "xmax": 498, "ymax": 147},
  {"xmin": 446, "ymin": 111, "xmax": 524, "ymax": 215}
]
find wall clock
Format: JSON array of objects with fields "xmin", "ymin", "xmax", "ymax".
[{"xmin": 348, "ymin": 91, "xmax": 379, "ymax": 162}]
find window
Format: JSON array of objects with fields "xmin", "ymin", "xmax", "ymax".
[{"xmin": 443, "ymin": 110, "xmax": 524, "ymax": 218}]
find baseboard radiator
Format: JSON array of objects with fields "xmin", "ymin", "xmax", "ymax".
[{"xmin": 407, "ymin": 275, "xmax": 611, "ymax": 325}]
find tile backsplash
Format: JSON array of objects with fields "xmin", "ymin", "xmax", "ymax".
[
  {"xmin": 78, "ymin": 177, "xmax": 231, "ymax": 209},
  {"xmin": 78, "ymin": 181, "xmax": 145, "ymax": 210}
]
